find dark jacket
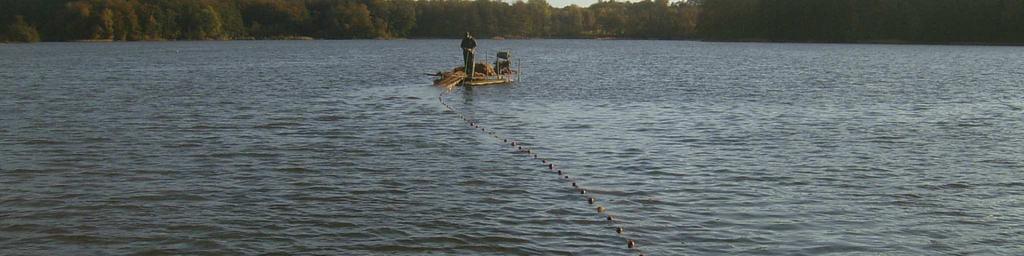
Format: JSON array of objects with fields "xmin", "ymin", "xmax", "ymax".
[{"xmin": 461, "ymin": 36, "xmax": 476, "ymax": 49}]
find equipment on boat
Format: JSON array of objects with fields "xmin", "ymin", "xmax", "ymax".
[{"xmin": 433, "ymin": 49, "xmax": 519, "ymax": 88}]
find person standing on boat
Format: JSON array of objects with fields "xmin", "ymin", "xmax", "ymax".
[{"xmin": 461, "ymin": 32, "xmax": 477, "ymax": 79}]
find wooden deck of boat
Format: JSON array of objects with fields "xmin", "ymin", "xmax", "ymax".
[
  {"xmin": 464, "ymin": 78, "xmax": 511, "ymax": 86},
  {"xmin": 434, "ymin": 74, "xmax": 465, "ymax": 88},
  {"xmin": 434, "ymin": 73, "xmax": 513, "ymax": 89}
]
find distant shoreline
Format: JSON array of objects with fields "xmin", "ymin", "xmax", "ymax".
[{"xmin": 6, "ymin": 0, "xmax": 1023, "ymax": 49}]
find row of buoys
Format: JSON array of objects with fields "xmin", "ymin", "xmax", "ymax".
[{"xmin": 439, "ymin": 91, "xmax": 646, "ymax": 256}]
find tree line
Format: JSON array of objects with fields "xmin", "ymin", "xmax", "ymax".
[
  {"xmin": 2, "ymin": 0, "xmax": 1023, "ymax": 44},
  {"xmin": 697, "ymin": 0, "xmax": 1024, "ymax": 44},
  {"xmin": 0, "ymin": 0, "xmax": 698, "ymax": 42}
]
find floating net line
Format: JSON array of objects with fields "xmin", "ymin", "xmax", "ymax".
[{"xmin": 438, "ymin": 89, "xmax": 648, "ymax": 256}]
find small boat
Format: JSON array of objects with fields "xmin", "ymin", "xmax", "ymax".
[{"xmin": 433, "ymin": 50, "xmax": 519, "ymax": 89}]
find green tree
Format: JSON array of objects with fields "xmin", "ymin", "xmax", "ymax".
[
  {"xmin": 197, "ymin": 5, "xmax": 224, "ymax": 39},
  {"xmin": 2, "ymin": 15, "xmax": 41, "ymax": 42}
]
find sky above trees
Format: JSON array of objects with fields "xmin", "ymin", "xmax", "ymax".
[{"xmin": 547, "ymin": 0, "xmax": 599, "ymax": 7}]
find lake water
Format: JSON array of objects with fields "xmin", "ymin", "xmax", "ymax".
[{"xmin": 1, "ymin": 40, "xmax": 1022, "ymax": 255}]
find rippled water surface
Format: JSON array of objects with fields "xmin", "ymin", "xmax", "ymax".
[{"xmin": 2, "ymin": 40, "xmax": 1023, "ymax": 255}]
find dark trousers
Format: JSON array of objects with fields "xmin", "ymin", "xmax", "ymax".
[{"xmin": 463, "ymin": 49, "xmax": 475, "ymax": 78}]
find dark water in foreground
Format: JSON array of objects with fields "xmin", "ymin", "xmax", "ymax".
[{"xmin": 2, "ymin": 40, "xmax": 1023, "ymax": 255}]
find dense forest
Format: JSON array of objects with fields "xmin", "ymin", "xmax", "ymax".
[
  {"xmin": 1, "ymin": 0, "xmax": 1024, "ymax": 44},
  {"xmin": 0, "ymin": 0, "xmax": 697, "ymax": 42},
  {"xmin": 697, "ymin": 0, "xmax": 1024, "ymax": 43}
]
